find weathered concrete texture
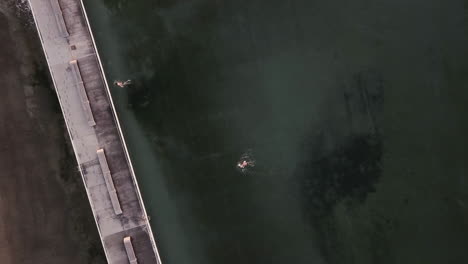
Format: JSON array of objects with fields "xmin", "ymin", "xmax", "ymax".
[{"xmin": 28, "ymin": 0, "xmax": 161, "ymax": 263}]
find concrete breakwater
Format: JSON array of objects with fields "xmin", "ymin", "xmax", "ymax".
[{"xmin": 28, "ymin": 0, "xmax": 162, "ymax": 263}]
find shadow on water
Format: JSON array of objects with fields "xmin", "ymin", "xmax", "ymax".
[
  {"xmin": 299, "ymin": 133, "xmax": 382, "ymax": 218},
  {"xmin": 294, "ymin": 69, "xmax": 385, "ymax": 263}
]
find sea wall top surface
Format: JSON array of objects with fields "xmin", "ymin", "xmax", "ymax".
[{"xmin": 28, "ymin": 0, "xmax": 162, "ymax": 263}]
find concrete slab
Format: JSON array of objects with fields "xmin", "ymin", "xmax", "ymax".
[{"xmin": 28, "ymin": 0, "xmax": 162, "ymax": 263}]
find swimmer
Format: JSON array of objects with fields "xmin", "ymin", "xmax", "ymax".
[
  {"xmin": 237, "ymin": 160, "xmax": 248, "ymax": 169},
  {"xmin": 113, "ymin": 79, "xmax": 132, "ymax": 88},
  {"xmin": 237, "ymin": 160, "xmax": 254, "ymax": 169},
  {"xmin": 237, "ymin": 150, "xmax": 256, "ymax": 172}
]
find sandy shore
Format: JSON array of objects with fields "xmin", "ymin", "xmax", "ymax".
[{"xmin": 0, "ymin": 1, "xmax": 105, "ymax": 263}]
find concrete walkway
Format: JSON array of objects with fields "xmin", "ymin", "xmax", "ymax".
[{"xmin": 28, "ymin": 0, "xmax": 162, "ymax": 263}]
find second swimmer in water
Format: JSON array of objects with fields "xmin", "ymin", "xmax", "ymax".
[{"xmin": 113, "ymin": 79, "xmax": 131, "ymax": 88}]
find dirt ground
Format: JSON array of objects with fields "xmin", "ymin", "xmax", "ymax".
[{"xmin": 0, "ymin": 2, "xmax": 105, "ymax": 264}]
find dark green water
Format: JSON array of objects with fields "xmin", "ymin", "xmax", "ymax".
[{"xmin": 83, "ymin": 0, "xmax": 468, "ymax": 263}]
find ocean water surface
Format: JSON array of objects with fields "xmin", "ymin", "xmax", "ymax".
[{"xmin": 82, "ymin": 0, "xmax": 468, "ymax": 263}]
